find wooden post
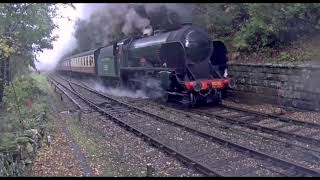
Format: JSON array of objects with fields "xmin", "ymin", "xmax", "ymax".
[
  {"xmin": 0, "ymin": 58, "xmax": 5, "ymax": 104},
  {"xmin": 146, "ymin": 163, "xmax": 154, "ymax": 177},
  {"xmin": 78, "ymin": 110, "xmax": 82, "ymax": 122}
]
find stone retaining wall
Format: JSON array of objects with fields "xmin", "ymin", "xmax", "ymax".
[
  {"xmin": 228, "ymin": 64, "xmax": 320, "ymax": 111},
  {"xmin": 0, "ymin": 113, "xmax": 47, "ymax": 176}
]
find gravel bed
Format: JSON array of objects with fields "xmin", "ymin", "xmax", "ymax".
[
  {"xmin": 64, "ymin": 80, "xmax": 285, "ymax": 176},
  {"xmin": 254, "ymin": 118, "xmax": 320, "ymax": 140},
  {"xmin": 223, "ymin": 100, "xmax": 320, "ymax": 125},
  {"xmin": 256, "ymin": 121, "xmax": 286, "ymax": 128},
  {"xmin": 55, "ymin": 75, "xmax": 320, "ymax": 176},
  {"xmin": 119, "ymin": 99, "xmax": 320, "ymax": 170},
  {"xmin": 53, "ymin": 76, "xmax": 108, "ymax": 106},
  {"xmin": 284, "ymin": 112, "xmax": 320, "ymax": 125},
  {"xmin": 71, "ymin": 110, "xmax": 203, "ymax": 176},
  {"xmin": 219, "ymin": 111, "xmax": 241, "ymax": 117},
  {"xmin": 62, "ymin": 74, "xmax": 320, "ymax": 127},
  {"xmin": 70, "ymin": 84, "xmax": 109, "ymax": 105},
  {"xmin": 53, "ymin": 76, "xmax": 203, "ymax": 176},
  {"xmin": 51, "ymin": 77, "xmax": 93, "ymax": 110}
]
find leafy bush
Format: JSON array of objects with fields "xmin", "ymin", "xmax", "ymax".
[
  {"xmin": 193, "ymin": 3, "xmax": 320, "ymax": 52},
  {"xmin": 2, "ymin": 74, "xmax": 49, "ymax": 131}
]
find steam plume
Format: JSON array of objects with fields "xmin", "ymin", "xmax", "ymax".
[{"xmin": 62, "ymin": 3, "xmax": 194, "ymax": 56}]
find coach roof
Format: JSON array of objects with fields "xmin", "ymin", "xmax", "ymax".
[{"xmin": 66, "ymin": 48, "xmax": 98, "ymax": 59}]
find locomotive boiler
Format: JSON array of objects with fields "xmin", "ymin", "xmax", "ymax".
[{"xmin": 56, "ymin": 24, "xmax": 230, "ymax": 107}]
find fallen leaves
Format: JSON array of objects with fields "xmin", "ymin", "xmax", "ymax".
[{"xmin": 31, "ymin": 124, "xmax": 84, "ymax": 176}]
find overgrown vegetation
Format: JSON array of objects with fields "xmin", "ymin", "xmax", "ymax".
[
  {"xmin": 193, "ymin": 3, "xmax": 320, "ymax": 63},
  {"xmin": 0, "ymin": 74, "xmax": 49, "ymax": 148},
  {"xmin": 0, "ymin": 3, "xmax": 73, "ymax": 103},
  {"xmin": 0, "ymin": 3, "xmax": 72, "ymax": 148}
]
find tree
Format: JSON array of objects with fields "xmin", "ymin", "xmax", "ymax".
[{"xmin": 0, "ymin": 3, "xmax": 62, "ymax": 103}]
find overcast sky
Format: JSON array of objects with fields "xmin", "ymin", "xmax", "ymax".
[{"xmin": 35, "ymin": 3, "xmax": 85, "ymax": 71}]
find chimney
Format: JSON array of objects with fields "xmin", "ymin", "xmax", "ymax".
[{"xmin": 143, "ymin": 25, "xmax": 153, "ymax": 36}]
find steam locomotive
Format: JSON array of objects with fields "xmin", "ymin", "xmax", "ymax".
[{"xmin": 56, "ymin": 24, "xmax": 230, "ymax": 107}]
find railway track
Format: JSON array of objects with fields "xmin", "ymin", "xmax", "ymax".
[
  {"xmin": 48, "ymin": 74, "xmax": 320, "ymax": 177},
  {"xmin": 192, "ymin": 105, "xmax": 320, "ymax": 147}
]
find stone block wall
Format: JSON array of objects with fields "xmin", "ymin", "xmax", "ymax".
[
  {"xmin": 228, "ymin": 64, "xmax": 320, "ymax": 111},
  {"xmin": 0, "ymin": 113, "xmax": 47, "ymax": 176}
]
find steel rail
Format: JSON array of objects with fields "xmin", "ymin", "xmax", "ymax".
[
  {"xmin": 193, "ymin": 108, "xmax": 320, "ymax": 147},
  {"xmin": 131, "ymin": 100, "xmax": 320, "ymax": 155},
  {"xmin": 221, "ymin": 104, "xmax": 320, "ymax": 129},
  {"xmin": 55, "ymin": 75, "xmax": 320, "ymax": 177},
  {"xmin": 48, "ymin": 76, "xmax": 222, "ymax": 177}
]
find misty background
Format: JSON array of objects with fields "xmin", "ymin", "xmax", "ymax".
[{"xmin": 36, "ymin": 3, "xmax": 195, "ymax": 71}]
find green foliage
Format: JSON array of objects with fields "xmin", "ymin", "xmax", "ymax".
[
  {"xmin": 193, "ymin": 3, "xmax": 320, "ymax": 52},
  {"xmin": 3, "ymin": 74, "xmax": 49, "ymax": 130},
  {"xmin": 193, "ymin": 4, "xmax": 249, "ymax": 42},
  {"xmin": 0, "ymin": 3, "xmax": 67, "ymax": 82}
]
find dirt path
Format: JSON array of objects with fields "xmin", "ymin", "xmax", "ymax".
[{"xmin": 31, "ymin": 89, "xmax": 93, "ymax": 176}]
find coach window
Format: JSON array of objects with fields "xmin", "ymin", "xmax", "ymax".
[
  {"xmin": 86, "ymin": 56, "xmax": 89, "ymax": 66},
  {"xmin": 90, "ymin": 56, "xmax": 93, "ymax": 66}
]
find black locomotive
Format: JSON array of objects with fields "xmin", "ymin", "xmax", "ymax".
[{"xmin": 57, "ymin": 24, "xmax": 230, "ymax": 107}]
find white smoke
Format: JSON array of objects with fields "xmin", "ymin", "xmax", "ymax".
[
  {"xmin": 122, "ymin": 8, "xmax": 150, "ymax": 36},
  {"xmin": 92, "ymin": 81, "xmax": 149, "ymax": 99}
]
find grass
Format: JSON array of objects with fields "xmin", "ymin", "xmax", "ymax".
[{"xmin": 0, "ymin": 73, "xmax": 50, "ymax": 149}]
